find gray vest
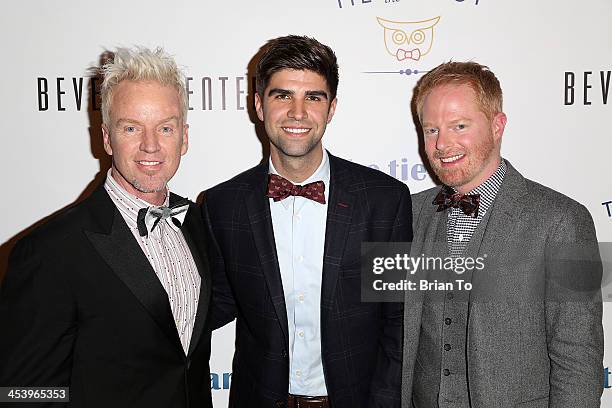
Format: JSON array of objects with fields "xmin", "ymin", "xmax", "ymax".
[{"xmin": 412, "ymin": 209, "xmax": 492, "ymax": 408}]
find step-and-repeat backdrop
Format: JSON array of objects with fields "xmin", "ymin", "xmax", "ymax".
[{"xmin": 1, "ymin": 0, "xmax": 611, "ymax": 405}]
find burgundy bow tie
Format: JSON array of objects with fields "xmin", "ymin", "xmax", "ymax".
[
  {"xmin": 433, "ymin": 187, "xmax": 481, "ymax": 218},
  {"xmin": 267, "ymin": 174, "xmax": 326, "ymax": 204}
]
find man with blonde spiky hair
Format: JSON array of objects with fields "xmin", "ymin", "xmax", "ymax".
[{"xmin": 0, "ymin": 46, "xmax": 213, "ymax": 408}]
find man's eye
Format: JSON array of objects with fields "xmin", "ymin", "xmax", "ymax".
[
  {"xmin": 424, "ymin": 128, "xmax": 438, "ymax": 136},
  {"xmin": 161, "ymin": 126, "xmax": 173, "ymax": 133},
  {"xmin": 456, "ymin": 124, "xmax": 466, "ymax": 130},
  {"xmin": 275, "ymin": 94, "xmax": 290, "ymax": 100},
  {"xmin": 125, "ymin": 126, "xmax": 137, "ymax": 132},
  {"xmin": 306, "ymin": 95, "xmax": 321, "ymax": 102}
]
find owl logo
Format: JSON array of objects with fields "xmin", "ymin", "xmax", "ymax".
[{"xmin": 377, "ymin": 16, "xmax": 440, "ymax": 62}]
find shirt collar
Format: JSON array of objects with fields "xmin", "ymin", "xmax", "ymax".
[
  {"xmin": 448, "ymin": 158, "xmax": 507, "ymax": 218},
  {"xmin": 269, "ymin": 149, "xmax": 330, "ymax": 184},
  {"xmin": 104, "ymin": 169, "xmax": 170, "ymax": 224},
  {"xmin": 268, "ymin": 149, "xmax": 331, "ymax": 208}
]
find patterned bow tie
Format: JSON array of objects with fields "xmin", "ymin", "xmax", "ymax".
[
  {"xmin": 266, "ymin": 174, "xmax": 326, "ymax": 204},
  {"xmin": 396, "ymin": 47, "xmax": 421, "ymax": 61},
  {"xmin": 137, "ymin": 199, "xmax": 190, "ymax": 237},
  {"xmin": 432, "ymin": 187, "xmax": 481, "ymax": 218}
]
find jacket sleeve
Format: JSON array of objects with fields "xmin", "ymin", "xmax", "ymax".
[
  {"xmin": 546, "ymin": 203, "xmax": 603, "ymax": 408},
  {"xmin": 0, "ymin": 235, "xmax": 77, "ymax": 407},
  {"xmin": 201, "ymin": 198, "xmax": 237, "ymax": 330},
  {"xmin": 369, "ymin": 184, "xmax": 413, "ymax": 407}
]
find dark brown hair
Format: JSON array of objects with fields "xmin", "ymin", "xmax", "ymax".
[{"xmin": 256, "ymin": 35, "xmax": 339, "ymax": 100}]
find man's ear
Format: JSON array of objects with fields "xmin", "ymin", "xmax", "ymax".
[
  {"xmin": 255, "ymin": 93, "xmax": 264, "ymax": 122},
  {"xmin": 492, "ymin": 112, "xmax": 507, "ymax": 142},
  {"xmin": 327, "ymin": 98, "xmax": 338, "ymax": 124},
  {"xmin": 181, "ymin": 123, "xmax": 189, "ymax": 156},
  {"xmin": 102, "ymin": 123, "xmax": 113, "ymax": 156}
]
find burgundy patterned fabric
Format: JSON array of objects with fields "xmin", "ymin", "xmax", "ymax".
[
  {"xmin": 267, "ymin": 174, "xmax": 326, "ymax": 204},
  {"xmin": 432, "ymin": 186, "xmax": 481, "ymax": 218}
]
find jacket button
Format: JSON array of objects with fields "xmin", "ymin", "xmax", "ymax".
[
  {"xmin": 445, "ymin": 318, "xmax": 452, "ymax": 325},
  {"xmin": 275, "ymin": 401, "xmax": 286, "ymax": 408},
  {"xmin": 443, "ymin": 368, "xmax": 450, "ymax": 376},
  {"xmin": 281, "ymin": 349, "xmax": 287, "ymax": 358},
  {"xmin": 444, "ymin": 344, "xmax": 451, "ymax": 351}
]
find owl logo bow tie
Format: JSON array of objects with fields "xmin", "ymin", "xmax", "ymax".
[
  {"xmin": 266, "ymin": 174, "xmax": 326, "ymax": 204},
  {"xmin": 137, "ymin": 199, "xmax": 190, "ymax": 237},
  {"xmin": 433, "ymin": 187, "xmax": 480, "ymax": 218},
  {"xmin": 396, "ymin": 48, "xmax": 421, "ymax": 61}
]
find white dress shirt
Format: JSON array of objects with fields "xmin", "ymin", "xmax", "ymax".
[{"xmin": 269, "ymin": 150, "xmax": 330, "ymax": 396}]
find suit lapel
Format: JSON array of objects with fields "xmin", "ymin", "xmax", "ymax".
[
  {"xmin": 84, "ymin": 186, "xmax": 183, "ymax": 354},
  {"xmin": 477, "ymin": 161, "xmax": 527, "ymax": 245},
  {"xmin": 414, "ymin": 190, "xmax": 448, "ymax": 258},
  {"xmin": 403, "ymin": 188, "xmax": 444, "ymax": 404},
  {"xmin": 177, "ymin": 199, "xmax": 212, "ymax": 357},
  {"xmin": 469, "ymin": 161, "xmax": 528, "ymax": 298},
  {"xmin": 320, "ymin": 155, "xmax": 356, "ymax": 316},
  {"xmin": 244, "ymin": 163, "xmax": 290, "ymax": 345},
  {"xmin": 414, "ymin": 189, "xmax": 448, "ymax": 305},
  {"xmin": 464, "ymin": 161, "xmax": 529, "ymax": 387}
]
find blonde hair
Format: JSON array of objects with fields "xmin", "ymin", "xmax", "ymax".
[
  {"xmin": 100, "ymin": 46, "xmax": 187, "ymax": 125},
  {"xmin": 414, "ymin": 61, "xmax": 503, "ymax": 121}
]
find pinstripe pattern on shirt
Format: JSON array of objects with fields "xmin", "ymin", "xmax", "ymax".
[{"xmin": 104, "ymin": 172, "xmax": 200, "ymax": 354}]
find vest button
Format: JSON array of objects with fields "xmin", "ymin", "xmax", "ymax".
[
  {"xmin": 444, "ymin": 343, "xmax": 451, "ymax": 351},
  {"xmin": 445, "ymin": 318, "xmax": 452, "ymax": 325},
  {"xmin": 443, "ymin": 368, "xmax": 451, "ymax": 376}
]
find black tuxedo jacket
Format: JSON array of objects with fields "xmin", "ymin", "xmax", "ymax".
[
  {"xmin": 204, "ymin": 153, "xmax": 412, "ymax": 408},
  {"xmin": 0, "ymin": 184, "xmax": 213, "ymax": 408}
]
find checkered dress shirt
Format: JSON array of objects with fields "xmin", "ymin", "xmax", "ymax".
[{"xmin": 446, "ymin": 160, "xmax": 507, "ymax": 257}]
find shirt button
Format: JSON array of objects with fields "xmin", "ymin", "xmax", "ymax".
[
  {"xmin": 458, "ymin": 234, "xmax": 464, "ymax": 241},
  {"xmin": 298, "ymin": 294, "xmax": 305, "ymax": 302},
  {"xmin": 297, "ymin": 255, "xmax": 304, "ymax": 263},
  {"xmin": 445, "ymin": 318, "xmax": 452, "ymax": 325},
  {"xmin": 443, "ymin": 369, "xmax": 451, "ymax": 376},
  {"xmin": 446, "ymin": 292, "xmax": 454, "ymax": 300},
  {"xmin": 444, "ymin": 344, "xmax": 451, "ymax": 351},
  {"xmin": 298, "ymin": 331, "xmax": 305, "ymax": 338},
  {"xmin": 296, "ymin": 370, "xmax": 302, "ymax": 377}
]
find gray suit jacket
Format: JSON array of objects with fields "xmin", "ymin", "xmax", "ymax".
[{"xmin": 401, "ymin": 160, "xmax": 603, "ymax": 408}]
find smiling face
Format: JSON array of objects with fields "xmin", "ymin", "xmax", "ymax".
[
  {"xmin": 102, "ymin": 80, "xmax": 188, "ymax": 205},
  {"xmin": 421, "ymin": 83, "xmax": 506, "ymax": 193},
  {"xmin": 255, "ymin": 69, "xmax": 337, "ymax": 174}
]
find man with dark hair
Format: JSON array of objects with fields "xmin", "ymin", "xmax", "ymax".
[
  {"xmin": 204, "ymin": 35, "xmax": 411, "ymax": 408},
  {"xmin": 402, "ymin": 61, "xmax": 603, "ymax": 407},
  {"xmin": 0, "ymin": 47, "xmax": 213, "ymax": 408}
]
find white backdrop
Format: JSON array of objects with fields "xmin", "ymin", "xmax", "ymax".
[{"xmin": 1, "ymin": 0, "xmax": 611, "ymax": 405}]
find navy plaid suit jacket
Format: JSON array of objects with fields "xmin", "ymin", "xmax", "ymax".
[{"xmin": 203, "ymin": 152, "xmax": 412, "ymax": 408}]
